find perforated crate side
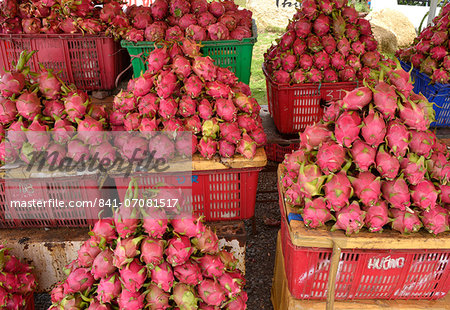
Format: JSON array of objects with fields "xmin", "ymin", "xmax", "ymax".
[
  {"xmin": 113, "ymin": 168, "xmax": 261, "ymax": 222},
  {"xmin": 265, "ymin": 143, "xmax": 300, "ymax": 162},
  {"xmin": 1, "ymin": 176, "xmax": 102, "ymax": 228}
]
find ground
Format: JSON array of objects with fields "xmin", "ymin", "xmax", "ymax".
[{"xmin": 250, "ymin": 32, "xmax": 281, "ymax": 106}]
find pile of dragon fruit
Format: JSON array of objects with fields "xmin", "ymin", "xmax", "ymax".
[
  {"xmin": 0, "ymin": 51, "xmax": 119, "ymax": 166},
  {"xmin": 0, "ymin": 245, "xmax": 37, "ymax": 308},
  {"xmin": 116, "ymin": 39, "xmax": 266, "ymax": 160},
  {"xmin": 49, "ymin": 205, "xmax": 247, "ymax": 309},
  {"xmin": 121, "ymin": 0, "xmax": 254, "ymax": 43},
  {"xmin": 281, "ymin": 60, "xmax": 450, "ymax": 236},
  {"xmin": 397, "ymin": 3, "xmax": 450, "ymax": 84},
  {"xmin": 264, "ymin": 0, "xmax": 383, "ymax": 84},
  {"xmin": 0, "ymin": 0, "xmax": 253, "ymax": 43}
]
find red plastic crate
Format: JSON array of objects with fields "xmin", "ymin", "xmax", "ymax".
[
  {"xmin": 265, "ymin": 143, "xmax": 300, "ymax": 163},
  {"xmin": 0, "ymin": 175, "xmax": 103, "ymax": 228},
  {"xmin": 263, "ymin": 65, "xmax": 359, "ymax": 134},
  {"xmin": 113, "ymin": 167, "xmax": 261, "ymax": 221},
  {"xmin": 279, "ymin": 185, "xmax": 450, "ymax": 300},
  {"xmin": 0, "ymin": 34, "xmax": 127, "ymax": 91}
]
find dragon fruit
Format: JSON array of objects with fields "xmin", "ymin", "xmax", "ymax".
[
  {"xmin": 145, "ymin": 284, "xmax": 169, "ymax": 309},
  {"xmin": 363, "ymin": 201, "xmax": 390, "ymax": 232},
  {"xmin": 421, "ymin": 206, "xmax": 449, "ymax": 235},
  {"xmin": 376, "ymin": 145, "xmax": 400, "ymax": 180},
  {"xmin": 409, "ymin": 130, "xmax": 434, "ymax": 158},
  {"xmin": 193, "ymin": 56, "xmax": 217, "ymax": 81},
  {"xmin": 173, "ymin": 261, "xmax": 203, "ymax": 286},
  {"xmin": 350, "ymin": 139, "xmax": 376, "ymax": 171},
  {"xmin": 151, "ymin": 262, "xmax": 174, "ymax": 292},
  {"xmin": 360, "ymin": 106, "xmax": 386, "ymax": 147},
  {"xmin": 171, "ymin": 217, "xmax": 205, "ymax": 238},
  {"xmin": 341, "ymin": 87, "xmax": 372, "ymax": 110},
  {"xmin": 411, "ymin": 180, "xmax": 438, "ymax": 211},
  {"xmin": 332, "ymin": 202, "xmax": 366, "ymax": 236},
  {"xmin": 334, "ymin": 111, "xmax": 361, "ymax": 147},
  {"xmin": 381, "ymin": 176, "xmax": 411, "ymax": 211},
  {"xmin": 236, "ymin": 133, "xmax": 257, "ymax": 159},
  {"xmin": 391, "ymin": 209, "xmax": 422, "ymax": 234},
  {"xmin": 117, "ymin": 289, "xmax": 145, "ymax": 310},
  {"xmin": 400, "ymin": 154, "xmax": 426, "ymax": 185},
  {"xmin": 316, "ymin": 141, "xmax": 345, "ymax": 174},
  {"xmin": 299, "ymin": 123, "xmax": 332, "ymax": 151},
  {"xmin": 97, "ymin": 273, "xmax": 121, "ymax": 304},
  {"xmin": 142, "ymin": 209, "xmax": 168, "ymax": 239},
  {"xmin": 385, "ymin": 121, "xmax": 409, "ymax": 157},
  {"xmin": 198, "ymin": 136, "xmax": 217, "ymax": 159},
  {"xmin": 165, "ymin": 236, "xmax": 194, "ymax": 267},
  {"xmin": 324, "ymin": 171, "xmax": 352, "ymax": 211},
  {"xmin": 398, "ymin": 101, "xmax": 430, "ymax": 131},
  {"xmin": 64, "ymin": 90, "xmax": 89, "ymax": 122},
  {"xmin": 120, "ymin": 259, "xmax": 147, "ymax": 292},
  {"xmin": 372, "ymin": 81, "xmax": 398, "ymax": 119},
  {"xmin": 197, "ymin": 279, "xmax": 226, "ymax": 307},
  {"xmin": 350, "ymin": 171, "xmax": 381, "ymax": 207},
  {"xmin": 0, "ymin": 98, "xmax": 17, "ymax": 125},
  {"xmin": 302, "ymin": 197, "xmax": 334, "ymax": 228},
  {"xmin": 218, "ymin": 272, "xmax": 244, "ymax": 298},
  {"xmin": 297, "ymin": 163, "xmax": 326, "ymax": 199},
  {"xmin": 91, "ymin": 249, "xmax": 116, "ymax": 280},
  {"xmin": 16, "ymin": 90, "xmax": 41, "ymax": 120},
  {"xmin": 63, "ymin": 268, "xmax": 94, "ymax": 294}
]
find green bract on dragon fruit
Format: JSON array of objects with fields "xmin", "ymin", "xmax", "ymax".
[
  {"xmin": 119, "ymin": 38, "xmax": 266, "ymax": 160},
  {"xmin": 264, "ymin": 0, "xmax": 383, "ymax": 84},
  {"xmin": 49, "ymin": 181, "xmax": 247, "ymax": 309},
  {"xmin": 0, "ymin": 245, "xmax": 37, "ymax": 308},
  {"xmin": 397, "ymin": 3, "xmax": 450, "ymax": 84},
  {"xmin": 281, "ymin": 60, "xmax": 450, "ymax": 236}
]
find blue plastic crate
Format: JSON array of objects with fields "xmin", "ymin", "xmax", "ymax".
[{"xmin": 400, "ymin": 60, "xmax": 450, "ymax": 127}]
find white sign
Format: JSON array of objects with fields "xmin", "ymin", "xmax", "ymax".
[{"xmin": 367, "ymin": 256, "xmax": 406, "ymax": 270}]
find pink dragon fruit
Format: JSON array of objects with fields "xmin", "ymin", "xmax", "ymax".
[
  {"xmin": 77, "ymin": 238, "xmax": 101, "ymax": 268},
  {"xmin": 117, "ymin": 289, "xmax": 145, "ymax": 310},
  {"xmin": 63, "ymin": 268, "xmax": 94, "ymax": 294},
  {"xmin": 316, "ymin": 141, "xmax": 345, "ymax": 174},
  {"xmin": 391, "ymin": 209, "xmax": 422, "ymax": 234},
  {"xmin": 386, "ymin": 62, "xmax": 414, "ymax": 98},
  {"xmin": 218, "ymin": 272, "xmax": 244, "ymax": 298},
  {"xmin": 198, "ymin": 279, "xmax": 226, "ymax": 307},
  {"xmin": 156, "ymin": 70, "xmax": 178, "ymax": 99},
  {"xmin": 113, "ymin": 236, "xmax": 144, "ymax": 268},
  {"xmin": 215, "ymin": 98, "xmax": 236, "ymax": 122},
  {"xmin": 199, "ymin": 254, "xmax": 225, "ymax": 278},
  {"xmin": 208, "ymin": 22, "xmax": 230, "ymax": 40},
  {"xmin": 350, "ymin": 172, "xmax": 381, "ymax": 207},
  {"xmin": 146, "ymin": 46, "xmax": 169, "ymax": 75},
  {"xmin": 206, "ymin": 81, "xmax": 232, "ymax": 99},
  {"xmin": 218, "ymin": 140, "xmax": 236, "ymax": 158},
  {"xmin": 16, "ymin": 90, "xmax": 41, "ymax": 120},
  {"xmin": 330, "ymin": 52, "xmax": 346, "ymax": 70},
  {"xmin": 363, "ymin": 201, "xmax": 390, "ymax": 232},
  {"xmin": 409, "ymin": 130, "xmax": 434, "ymax": 158},
  {"xmin": 88, "ymin": 105, "xmax": 107, "ymax": 121},
  {"xmin": 324, "ymin": 171, "xmax": 352, "ymax": 211},
  {"xmin": 0, "ymin": 98, "xmax": 17, "ymax": 125},
  {"xmin": 120, "ymin": 259, "xmax": 147, "ymax": 292},
  {"xmin": 398, "ymin": 101, "xmax": 429, "ymax": 131},
  {"xmin": 91, "ymin": 249, "xmax": 116, "ymax": 280},
  {"xmin": 372, "ymin": 81, "xmax": 398, "ymax": 119},
  {"xmin": 302, "ymin": 197, "xmax": 334, "ymax": 228},
  {"xmin": 165, "ymin": 236, "xmax": 194, "ymax": 267},
  {"xmin": 297, "ymin": 163, "xmax": 326, "ymax": 198},
  {"xmin": 339, "ymin": 66, "xmax": 356, "ymax": 81},
  {"xmin": 361, "ymin": 106, "xmax": 386, "ymax": 147},
  {"xmin": 313, "ymin": 50, "xmax": 330, "ymax": 70},
  {"xmin": 172, "ymin": 283, "xmax": 199, "ymax": 309},
  {"xmin": 341, "ymin": 87, "xmax": 372, "ymax": 110},
  {"xmin": 64, "ymin": 90, "xmax": 89, "ymax": 122},
  {"xmin": 323, "ymin": 68, "xmax": 338, "ymax": 82},
  {"xmin": 334, "ymin": 111, "xmax": 361, "ymax": 147},
  {"xmin": 273, "ymin": 69, "xmax": 291, "ymax": 83},
  {"xmin": 184, "ymin": 75, "xmax": 203, "ymax": 98},
  {"xmin": 66, "ymin": 139, "xmax": 89, "ymax": 162},
  {"xmin": 38, "ymin": 68, "xmax": 61, "ymax": 100},
  {"xmin": 236, "ymin": 133, "xmax": 257, "ymax": 159},
  {"xmin": 411, "ymin": 180, "xmax": 438, "ymax": 211},
  {"xmin": 209, "ymin": 1, "xmax": 225, "ymax": 17},
  {"xmin": 174, "ymin": 261, "xmax": 203, "ymax": 286},
  {"xmin": 219, "ymin": 122, "xmax": 241, "ymax": 144},
  {"xmin": 142, "ymin": 209, "xmax": 168, "ymax": 239},
  {"xmin": 294, "ymin": 18, "xmax": 311, "ymax": 39},
  {"xmin": 385, "ymin": 121, "xmax": 410, "ymax": 157},
  {"xmin": 313, "ymin": 14, "xmax": 330, "ymax": 36},
  {"xmin": 171, "ymin": 217, "xmax": 205, "ymax": 238},
  {"xmin": 299, "ymin": 123, "xmax": 332, "ymax": 151},
  {"xmin": 382, "ymin": 176, "xmax": 411, "ymax": 211},
  {"xmin": 332, "ymin": 202, "xmax": 366, "ymax": 236},
  {"xmin": 198, "ymin": 136, "xmax": 217, "ymax": 159},
  {"xmin": 193, "ymin": 56, "xmax": 217, "ymax": 81},
  {"xmin": 350, "ymin": 139, "xmax": 376, "ymax": 171},
  {"xmin": 145, "ymin": 284, "xmax": 169, "ymax": 309},
  {"xmin": 400, "ymin": 154, "xmax": 426, "ymax": 185},
  {"xmin": 139, "ymin": 237, "xmax": 164, "ymax": 269},
  {"xmin": 151, "ymin": 0, "xmax": 168, "ymax": 20},
  {"xmin": 97, "ymin": 273, "xmax": 121, "ymax": 304},
  {"xmin": 323, "ymin": 101, "xmax": 341, "ymax": 122},
  {"xmin": 166, "ymin": 25, "xmax": 184, "ymax": 41},
  {"xmin": 421, "ymin": 206, "xmax": 449, "ymax": 235},
  {"xmin": 151, "ymin": 262, "xmax": 174, "ymax": 292},
  {"xmin": 282, "ymin": 52, "xmax": 297, "ymax": 72},
  {"xmin": 376, "ymin": 145, "xmax": 400, "ymax": 180}
]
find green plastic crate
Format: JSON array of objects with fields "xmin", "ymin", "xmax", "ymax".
[{"xmin": 121, "ymin": 20, "xmax": 257, "ymax": 84}]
